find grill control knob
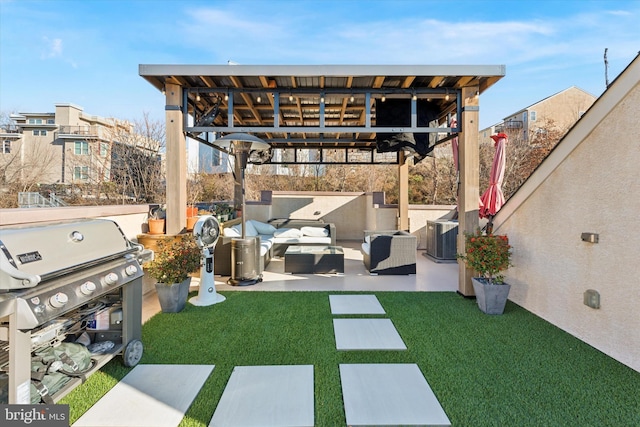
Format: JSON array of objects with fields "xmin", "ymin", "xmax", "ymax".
[
  {"xmin": 125, "ymin": 265, "xmax": 138, "ymax": 276},
  {"xmin": 104, "ymin": 272, "xmax": 119, "ymax": 285},
  {"xmin": 80, "ymin": 281, "xmax": 97, "ymax": 295},
  {"xmin": 49, "ymin": 292, "xmax": 68, "ymax": 308}
]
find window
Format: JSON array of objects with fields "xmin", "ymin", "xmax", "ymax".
[
  {"xmin": 100, "ymin": 143, "xmax": 108, "ymax": 157},
  {"xmin": 40, "ymin": 130, "xmax": 47, "ymax": 136},
  {"xmin": 74, "ymin": 141, "xmax": 89, "ymax": 155},
  {"xmin": 33, "ymin": 130, "xmax": 40, "ymax": 136},
  {"xmin": 29, "ymin": 118, "xmax": 43, "ymax": 125},
  {"xmin": 74, "ymin": 166, "xmax": 89, "ymax": 180},
  {"xmin": 523, "ymin": 111, "xmax": 527, "ymax": 122},
  {"xmin": 47, "ymin": 119, "xmax": 55, "ymax": 124},
  {"xmin": 2, "ymin": 140, "xmax": 10, "ymax": 154},
  {"xmin": 530, "ymin": 111, "xmax": 537, "ymax": 121}
]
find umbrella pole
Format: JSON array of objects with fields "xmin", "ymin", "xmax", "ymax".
[{"xmin": 486, "ymin": 215, "xmax": 494, "ymax": 235}]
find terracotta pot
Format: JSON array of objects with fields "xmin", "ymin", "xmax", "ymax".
[
  {"xmin": 148, "ymin": 218, "xmax": 165, "ymax": 235},
  {"xmin": 186, "ymin": 216, "xmax": 199, "ymax": 231}
]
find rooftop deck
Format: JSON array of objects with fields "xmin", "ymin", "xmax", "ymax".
[{"xmin": 142, "ymin": 241, "xmax": 459, "ymax": 322}]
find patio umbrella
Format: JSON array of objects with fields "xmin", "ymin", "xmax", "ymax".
[{"xmin": 480, "ymin": 133, "xmax": 508, "ymax": 233}]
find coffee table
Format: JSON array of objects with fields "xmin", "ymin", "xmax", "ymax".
[{"xmin": 284, "ymin": 245, "xmax": 344, "ymax": 274}]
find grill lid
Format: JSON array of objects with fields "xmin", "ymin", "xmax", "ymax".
[{"xmin": 0, "ymin": 219, "xmax": 141, "ymax": 290}]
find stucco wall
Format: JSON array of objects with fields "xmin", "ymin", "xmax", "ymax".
[
  {"xmin": 495, "ymin": 67, "xmax": 639, "ymax": 372},
  {"xmin": 246, "ymin": 191, "xmax": 454, "ymax": 245}
]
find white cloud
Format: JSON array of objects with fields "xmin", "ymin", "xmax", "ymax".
[{"xmin": 41, "ymin": 36, "xmax": 63, "ymax": 59}]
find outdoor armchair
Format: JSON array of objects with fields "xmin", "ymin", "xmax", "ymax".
[{"xmin": 361, "ymin": 230, "xmax": 417, "ymax": 275}]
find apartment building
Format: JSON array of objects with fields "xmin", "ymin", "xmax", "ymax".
[
  {"xmin": 480, "ymin": 86, "xmax": 596, "ymax": 143},
  {"xmin": 0, "ymin": 104, "xmax": 160, "ymax": 190}
]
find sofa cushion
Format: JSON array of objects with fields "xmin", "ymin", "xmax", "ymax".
[
  {"xmin": 300, "ymin": 226, "xmax": 329, "ymax": 237},
  {"xmin": 223, "ymin": 227, "xmax": 241, "ymax": 237},
  {"xmin": 272, "ymin": 236, "xmax": 332, "ymax": 245},
  {"xmin": 361, "ymin": 242, "xmax": 370, "ymax": 255},
  {"xmin": 273, "ymin": 228, "xmax": 302, "ymax": 238},
  {"xmin": 250, "ymin": 220, "xmax": 277, "ymax": 235}
]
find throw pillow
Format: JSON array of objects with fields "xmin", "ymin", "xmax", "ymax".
[
  {"xmin": 301, "ymin": 226, "xmax": 329, "ymax": 237},
  {"xmin": 226, "ymin": 221, "xmax": 258, "ymax": 237},
  {"xmin": 249, "ymin": 220, "xmax": 277, "ymax": 235},
  {"xmin": 244, "ymin": 220, "xmax": 259, "ymax": 236},
  {"xmin": 273, "ymin": 228, "xmax": 303, "ymax": 238}
]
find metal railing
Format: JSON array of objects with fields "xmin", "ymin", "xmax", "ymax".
[
  {"xmin": 18, "ymin": 192, "xmax": 68, "ymax": 208},
  {"xmin": 57, "ymin": 125, "xmax": 99, "ymax": 136}
]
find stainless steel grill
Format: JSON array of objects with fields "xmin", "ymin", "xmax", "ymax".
[{"xmin": 0, "ymin": 219, "xmax": 150, "ymax": 404}]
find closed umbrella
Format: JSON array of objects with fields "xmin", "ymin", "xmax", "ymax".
[{"xmin": 480, "ymin": 133, "xmax": 507, "ymax": 232}]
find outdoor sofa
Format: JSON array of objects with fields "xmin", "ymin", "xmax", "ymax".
[{"xmin": 214, "ymin": 218, "xmax": 336, "ymax": 276}]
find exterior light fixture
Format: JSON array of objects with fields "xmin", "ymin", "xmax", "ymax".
[
  {"xmin": 350, "ymin": 95, "xmax": 355, "ymax": 102},
  {"xmin": 289, "ymin": 94, "xmax": 294, "ymax": 102},
  {"xmin": 196, "ymin": 94, "xmax": 201, "ymax": 102},
  {"xmin": 320, "ymin": 94, "xmax": 325, "ymax": 103},
  {"xmin": 475, "ymin": 90, "xmax": 480, "ymax": 99},
  {"xmin": 381, "ymin": 94, "xmax": 386, "ymax": 102},
  {"xmin": 224, "ymin": 93, "xmax": 229, "ymax": 101},
  {"xmin": 161, "ymin": 87, "xmax": 166, "ymax": 95},
  {"xmin": 445, "ymin": 91, "xmax": 450, "ymax": 101},
  {"xmin": 412, "ymin": 92, "xmax": 417, "ymax": 101},
  {"xmin": 256, "ymin": 95, "xmax": 262, "ymax": 103}
]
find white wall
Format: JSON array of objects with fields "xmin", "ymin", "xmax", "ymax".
[
  {"xmin": 495, "ymin": 59, "xmax": 640, "ymax": 372},
  {"xmin": 246, "ymin": 191, "xmax": 454, "ymax": 245}
]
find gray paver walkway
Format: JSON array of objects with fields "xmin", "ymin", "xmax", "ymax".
[
  {"xmin": 209, "ymin": 365, "xmax": 314, "ymax": 427},
  {"xmin": 329, "ymin": 294, "xmax": 386, "ymax": 315},
  {"xmin": 333, "ymin": 318, "xmax": 407, "ymax": 350},
  {"xmin": 340, "ymin": 363, "xmax": 451, "ymax": 426},
  {"xmin": 73, "ymin": 364, "xmax": 214, "ymax": 427}
]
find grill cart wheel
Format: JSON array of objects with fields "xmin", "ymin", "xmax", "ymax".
[{"xmin": 123, "ymin": 339, "xmax": 143, "ymax": 367}]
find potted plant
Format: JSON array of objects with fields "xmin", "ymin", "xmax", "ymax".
[
  {"xmin": 214, "ymin": 203, "xmax": 232, "ymax": 222},
  {"xmin": 147, "ymin": 205, "xmax": 166, "ymax": 235},
  {"xmin": 458, "ymin": 228, "xmax": 513, "ymax": 315},
  {"xmin": 146, "ymin": 234, "xmax": 202, "ymax": 313},
  {"xmin": 186, "ymin": 175, "xmax": 203, "ymax": 221}
]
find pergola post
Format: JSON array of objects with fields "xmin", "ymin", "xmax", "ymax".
[
  {"xmin": 457, "ymin": 85, "xmax": 480, "ymax": 296},
  {"xmin": 398, "ymin": 151, "xmax": 409, "ymax": 231},
  {"xmin": 164, "ymin": 83, "xmax": 187, "ymax": 235}
]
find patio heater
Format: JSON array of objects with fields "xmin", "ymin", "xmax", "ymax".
[{"xmin": 215, "ymin": 133, "xmax": 270, "ymax": 285}]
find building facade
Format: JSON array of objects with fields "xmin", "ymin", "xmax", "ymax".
[
  {"xmin": 1, "ymin": 104, "xmax": 128, "ymax": 186},
  {"xmin": 0, "ymin": 104, "xmax": 162, "ymax": 193},
  {"xmin": 480, "ymin": 86, "xmax": 596, "ymax": 143}
]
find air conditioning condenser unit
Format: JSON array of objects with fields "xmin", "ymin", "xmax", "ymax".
[{"xmin": 425, "ymin": 220, "xmax": 458, "ymax": 262}]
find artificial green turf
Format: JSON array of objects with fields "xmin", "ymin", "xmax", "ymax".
[{"xmin": 63, "ymin": 291, "xmax": 640, "ymax": 426}]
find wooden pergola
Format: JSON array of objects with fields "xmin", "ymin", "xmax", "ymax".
[{"xmin": 139, "ymin": 64, "xmax": 505, "ymax": 295}]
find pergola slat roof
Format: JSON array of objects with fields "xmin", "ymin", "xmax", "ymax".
[
  {"xmin": 140, "ymin": 64, "xmax": 505, "ymax": 294},
  {"xmin": 139, "ymin": 64, "xmax": 505, "ymax": 152}
]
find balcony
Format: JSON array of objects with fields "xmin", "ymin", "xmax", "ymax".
[{"xmin": 57, "ymin": 125, "xmax": 100, "ymax": 138}]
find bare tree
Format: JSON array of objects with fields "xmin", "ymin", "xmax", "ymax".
[
  {"xmin": 481, "ymin": 118, "xmax": 569, "ymax": 202},
  {"xmin": 107, "ymin": 113, "xmax": 165, "ymax": 203}
]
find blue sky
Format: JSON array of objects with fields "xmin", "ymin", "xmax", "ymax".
[{"xmin": 1, "ymin": 0, "xmax": 638, "ymax": 129}]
